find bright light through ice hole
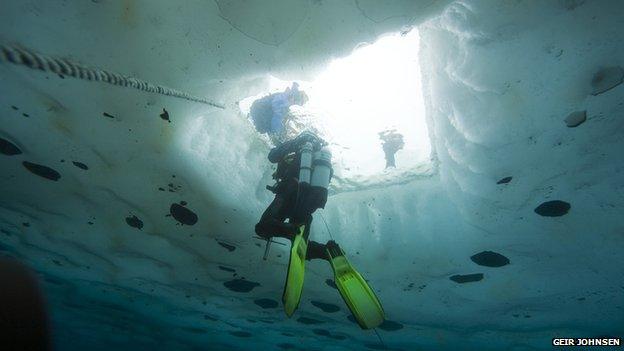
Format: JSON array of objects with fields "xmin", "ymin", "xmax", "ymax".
[{"xmin": 241, "ymin": 29, "xmax": 431, "ymax": 179}]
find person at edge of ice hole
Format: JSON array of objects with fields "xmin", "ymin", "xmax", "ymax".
[
  {"xmin": 249, "ymin": 82, "xmax": 309, "ymax": 142},
  {"xmin": 379, "ymin": 129, "xmax": 404, "ymax": 168}
]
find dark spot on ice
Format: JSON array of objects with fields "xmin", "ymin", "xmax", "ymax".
[
  {"xmin": 230, "ymin": 331, "xmax": 251, "ymax": 338},
  {"xmin": 512, "ymin": 314, "xmax": 519, "ymax": 318},
  {"xmin": 218, "ymin": 265, "xmax": 235, "ymax": 272},
  {"xmin": 278, "ymin": 343, "xmax": 295, "ymax": 350},
  {"xmin": 11, "ymin": 105, "xmax": 18, "ymax": 110},
  {"xmin": 158, "ymin": 187, "xmax": 165, "ymax": 191},
  {"xmin": 1, "ymin": 229, "xmax": 10, "ymax": 236},
  {"xmin": 564, "ymin": 110, "xmax": 587, "ymax": 128},
  {"xmin": 180, "ymin": 201, "xmax": 187, "ymax": 206},
  {"xmin": 87, "ymin": 221, "xmax": 93, "ymax": 225},
  {"xmin": 379, "ymin": 320, "xmax": 404, "ymax": 331},
  {"xmin": 471, "ymin": 251, "xmax": 510, "ymax": 267},
  {"xmin": 159, "ymin": 108, "xmax": 170, "ymax": 123},
  {"xmin": 22, "ymin": 222, "xmax": 30, "ymax": 227},
  {"xmin": 58, "ymin": 74, "xmax": 65, "ymax": 79},
  {"xmin": 52, "ymin": 260, "xmax": 62, "ymax": 266},
  {"xmin": 22, "ymin": 161, "xmax": 61, "ymax": 181},
  {"xmin": 102, "ymin": 112, "xmax": 115, "ymax": 119},
  {"xmin": 577, "ymin": 297, "xmax": 586, "ymax": 301},
  {"xmin": 125, "ymin": 215, "xmax": 143, "ymax": 230},
  {"xmin": 450, "ymin": 273, "xmax": 484, "ymax": 283},
  {"xmin": 325, "ymin": 279, "xmax": 337, "ymax": 289},
  {"xmin": 22, "ymin": 113, "xmax": 29, "ymax": 117},
  {"xmin": 0, "ymin": 138, "xmax": 23, "ymax": 155},
  {"xmin": 524, "ymin": 315, "xmax": 531, "ymax": 318},
  {"xmin": 297, "ymin": 317, "xmax": 324, "ymax": 325},
  {"xmin": 497, "ymin": 176, "xmax": 512, "ymax": 184},
  {"xmin": 218, "ymin": 241, "xmax": 236, "ymax": 252},
  {"xmin": 313, "ymin": 329, "xmax": 330, "ymax": 336},
  {"xmin": 72, "ymin": 161, "xmax": 88, "ymax": 170},
  {"xmin": 223, "ymin": 279, "xmax": 259, "ymax": 293},
  {"xmin": 591, "ymin": 66, "xmax": 624, "ymax": 95},
  {"xmin": 311, "ymin": 300, "xmax": 340, "ymax": 313},
  {"xmin": 534, "ymin": 200, "xmax": 570, "ymax": 217},
  {"xmin": 170, "ymin": 203, "xmax": 198, "ymax": 225},
  {"xmin": 254, "ymin": 298, "xmax": 278, "ymax": 309}
]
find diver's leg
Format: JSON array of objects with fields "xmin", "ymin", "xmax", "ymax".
[
  {"xmin": 298, "ymin": 214, "xmax": 329, "ymax": 261},
  {"xmin": 255, "ymin": 195, "xmax": 298, "ymax": 239},
  {"xmin": 305, "ymin": 240, "xmax": 329, "ymax": 261},
  {"xmin": 255, "ymin": 179, "xmax": 300, "ymax": 240}
]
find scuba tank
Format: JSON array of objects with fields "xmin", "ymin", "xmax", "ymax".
[
  {"xmin": 298, "ymin": 142, "xmax": 313, "ymax": 185},
  {"xmin": 310, "ymin": 147, "xmax": 332, "ymax": 191},
  {"xmin": 295, "ymin": 140, "xmax": 332, "ymax": 217}
]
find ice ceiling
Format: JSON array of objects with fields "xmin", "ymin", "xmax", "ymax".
[{"xmin": 1, "ymin": 1, "xmax": 623, "ymax": 351}]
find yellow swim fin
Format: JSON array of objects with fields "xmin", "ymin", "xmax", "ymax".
[
  {"xmin": 282, "ymin": 225, "xmax": 308, "ymax": 317},
  {"xmin": 326, "ymin": 241, "xmax": 385, "ymax": 329}
]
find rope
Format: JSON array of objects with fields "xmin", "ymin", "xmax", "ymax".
[
  {"xmin": 319, "ymin": 212, "xmax": 335, "ymax": 241},
  {"xmin": 0, "ymin": 43, "xmax": 225, "ymax": 109},
  {"xmin": 373, "ymin": 328, "xmax": 387, "ymax": 349}
]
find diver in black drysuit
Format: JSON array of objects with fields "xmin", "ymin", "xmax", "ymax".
[
  {"xmin": 255, "ymin": 132, "xmax": 332, "ymax": 261},
  {"xmin": 255, "ymin": 133, "xmax": 385, "ymax": 328}
]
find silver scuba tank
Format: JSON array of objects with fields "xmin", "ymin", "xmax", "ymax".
[
  {"xmin": 310, "ymin": 146, "xmax": 332, "ymax": 189},
  {"xmin": 298, "ymin": 142, "xmax": 313, "ymax": 184}
]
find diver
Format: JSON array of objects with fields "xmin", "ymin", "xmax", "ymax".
[
  {"xmin": 255, "ymin": 131, "xmax": 332, "ymax": 260},
  {"xmin": 379, "ymin": 129, "xmax": 404, "ymax": 168},
  {"xmin": 249, "ymin": 82, "xmax": 309, "ymax": 140},
  {"xmin": 255, "ymin": 131, "xmax": 385, "ymax": 330}
]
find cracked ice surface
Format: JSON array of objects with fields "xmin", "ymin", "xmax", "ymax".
[{"xmin": 1, "ymin": 0, "xmax": 623, "ymax": 350}]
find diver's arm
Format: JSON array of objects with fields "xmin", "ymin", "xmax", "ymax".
[{"xmin": 268, "ymin": 139, "xmax": 298, "ymax": 163}]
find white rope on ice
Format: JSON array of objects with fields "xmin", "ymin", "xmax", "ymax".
[{"xmin": 0, "ymin": 43, "xmax": 225, "ymax": 109}]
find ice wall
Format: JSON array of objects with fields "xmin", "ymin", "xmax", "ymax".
[
  {"xmin": 415, "ymin": 0, "xmax": 624, "ymax": 347},
  {"xmin": 1, "ymin": 0, "xmax": 623, "ymax": 351}
]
